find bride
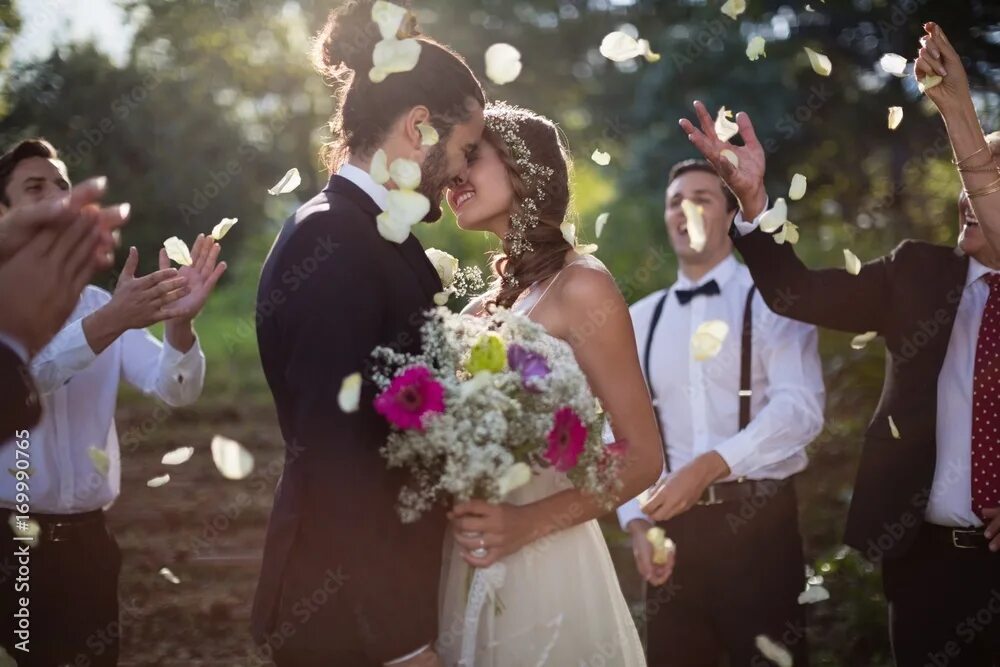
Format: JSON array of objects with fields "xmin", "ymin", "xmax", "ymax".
[{"xmin": 436, "ymin": 101, "xmax": 663, "ymax": 666}]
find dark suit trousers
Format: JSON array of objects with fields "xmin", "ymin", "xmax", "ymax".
[
  {"xmin": 882, "ymin": 528, "xmax": 1000, "ymax": 667},
  {"xmin": 645, "ymin": 482, "xmax": 809, "ymax": 667}
]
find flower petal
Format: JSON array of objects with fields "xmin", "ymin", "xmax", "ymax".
[
  {"xmin": 681, "ymin": 199, "xmax": 707, "ymax": 252},
  {"xmin": 211, "ymin": 435, "xmax": 255, "ymax": 480},
  {"xmin": 372, "ymin": 1, "xmax": 409, "ymax": 40},
  {"xmin": 600, "ymin": 31, "xmax": 643, "ymax": 62},
  {"xmin": 338, "ymin": 372, "xmax": 363, "ymax": 413},
  {"xmin": 433, "ymin": 291, "xmax": 450, "ymax": 306},
  {"xmin": 798, "ymin": 584, "xmax": 831, "ymax": 605},
  {"xmin": 425, "ymin": 248, "xmax": 459, "ymax": 286},
  {"xmin": 485, "ymin": 43, "xmax": 523, "ymax": 85},
  {"xmin": 211, "ymin": 218, "xmax": 238, "ymax": 241},
  {"xmin": 159, "ymin": 567, "xmax": 181, "ymax": 585},
  {"xmin": 577, "ymin": 243, "xmax": 599, "ymax": 256},
  {"xmin": 370, "ymin": 38, "xmax": 422, "ymax": 83},
  {"xmin": 888, "ymin": 106, "xmax": 904, "ymax": 130},
  {"xmin": 804, "ymin": 47, "xmax": 832, "ymax": 76},
  {"xmin": 591, "ymin": 149, "xmax": 611, "ymax": 166},
  {"xmin": 789, "ymin": 174, "xmax": 808, "ymax": 201},
  {"xmin": 417, "ymin": 122, "xmax": 439, "ymax": 147},
  {"xmin": 783, "ymin": 222, "xmax": 800, "ymax": 245},
  {"xmin": 377, "ymin": 211, "xmax": 415, "ymax": 244},
  {"xmin": 88, "ymin": 446, "xmax": 110, "ymax": 477},
  {"xmin": 560, "ymin": 221, "xmax": 576, "ymax": 245},
  {"xmin": 385, "ymin": 190, "xmax": 431, "ymax": 226},
  {"xmin": 389, "ymin": 157, "xmax": 422, "ymax": 190},
  {"xmin": 755, "ymin": 636, "xmax": 793, "ymax": 667},
  {"xmin": 595, "ymin": 212, "xmax": 610, "ymax": 238},
  {"xmin": 715, "ymin": 106, "xmax": 740, "ymax": 143},
  {"xmin": 917, "ymin": 74, "xmax": 943, "ymax": 93},
  {"xmin": 880, "ymin": 53, "xmax": 909, "ymax": 77},
  {"xmin": 370, "ymin": 149, "xmax": 390, "ymax": 185},
  {"xmin": 720, "ymin": 0, "xmax": 747, "ymax": 20},
  {"xmin": 851, "ymin": 331, "xmax": 878, "ymax": 350},
  {"xmin": 161, "ymin": 447, "xmax": 195, "ymax": 466},
  {"xmin": 163, "ymin": 236, "xmax": 193, "ymax": 267},
  {"xmin": 146, "ymin": 474, "xmax": 171, "ymax": 488},
  {"xmin": 889, "ymin": 415, "xmax": 901, "ymax": 439},
  {"xmin": 268, "ymin": 167, "xmax": 301, "ymax": 195},
  {"xmin": 746, "ymin": 36, "xmax": 767, "ymax": 61},
  {"xmin": 758, "ymin": 198, "xmax": 788, "ymax": 234},
  {"xmin": 844, "ymin": 249, "xmax": 862, "ymax": 275},
  {"xmin": 691, "ymin": 320, "xmax": 729, "ymax": 361}
]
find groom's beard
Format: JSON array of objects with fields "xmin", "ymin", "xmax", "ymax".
[{"xmin": 418, "ymin": 145, "xmax": 450, "ymax": 223}]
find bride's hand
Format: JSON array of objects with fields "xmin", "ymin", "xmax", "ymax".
[
  {"xmin": 449, "ymin": 500, "xmax": 537, "ymax": 568},
  {"xmin": 679, "ymin": 101, "xmax": 768, "ymax": 221}
]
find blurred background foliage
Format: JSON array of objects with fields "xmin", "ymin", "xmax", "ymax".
[{"xmin": 0, "ymin": 0, "xmax": 998, "ymax": 663}]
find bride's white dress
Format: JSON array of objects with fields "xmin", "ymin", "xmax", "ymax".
[{"xmin": 437, "ymin": 254, "xmax": 646, "ymax": 666}]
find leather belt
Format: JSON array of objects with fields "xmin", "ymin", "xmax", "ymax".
[
  {"xmin": 1, "ymin": 508, "xmax": 105, "ymax": 543},
  {"xmin": 696, "ymin": 478, "xmax": 788, "ymax": 506},
  {"xmin": 922, "ymin": 523, "xmax": 993, "ymax": 551}
]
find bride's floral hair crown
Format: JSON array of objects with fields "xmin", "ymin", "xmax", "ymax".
[{"xmin": 485, "ymin": 102, "xmax": 556, "ymax": 259}]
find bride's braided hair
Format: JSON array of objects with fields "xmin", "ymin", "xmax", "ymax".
[{"xmin": 484, "ymin": 103, "xmax": 574, "ymax": 310}]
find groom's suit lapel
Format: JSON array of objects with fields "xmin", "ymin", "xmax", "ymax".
[{"xmin": 325, "ymin": 176, "xmax": 443, "ymax": 301}]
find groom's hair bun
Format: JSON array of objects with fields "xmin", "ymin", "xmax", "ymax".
[{"xmin": 313, "ymin": 0, "xmax": 397, "ymax": 76}]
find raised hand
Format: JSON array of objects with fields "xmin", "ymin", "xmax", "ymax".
[
  {"xmin": 678, "ymin": 101, "xmax": 768, "ymax": 220},
  {"xmin": 159, "ymin": 233, "xmax": 227, "ymax": 323},
  {"xmin": 914, "ymin": 22, "xmax": 971, "ymax": 114}
]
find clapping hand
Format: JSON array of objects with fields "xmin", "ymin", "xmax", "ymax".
[
  {"xmin": 158, "ymin": 233, "xmax": 227, "ymax": 323},
  {"xmin": 679, "ymin": 101, "xmax": 768, "ymax": 221}
]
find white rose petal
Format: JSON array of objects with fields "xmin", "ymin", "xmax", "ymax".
[
  {"xmin": 880, "ymin": 53, "xmax": 908, "ymax": 77},
  {"xmin": 89, "ymin": 446, "xmax": 110, "ymax": 477},
  {"xmin": 577, "ymin": 243, "xmax": 599, "ymax": 256},
  {"xmin": 888, "ymin": 106, "xmax": 904, "ymax": 130},
  {"xmin": 595, "ymin": 212, "xmax": 610, "ymax": 238},
  {"xmin": 773, "ymin": 221, "xmax": 800, "ymax": 245},
  {"xmin": 755, "ymin": 635, "xmax": 793, "ymax": 667},
  {"xmin": 798, "ymin": 584, "xmax": 831, "ymax": 605},
  {"xmin": 433, "ymin": 291, "xmax": 451, "ymax": 306},
  {"xmin": 211, "ymin": 218, "xmax": 238, "ymax": 241},
  {"xmin": 338, "ymin": 372, "xmax": 363, "ymax": 413},
  {"xmin": 370, "ymin": 149, "xmax": 390, "ymax": 185},
  {"xmin": 372, "ymin": 1, "xmax": 409, "ymax": 40},
  {"xmin": 161, "ymin": 447, "xmax": 195, "ymax": 466},
  {"xmin": 681, "ymin": 199, "xmax": 707, "ymax": 253},
  {"xmin": 692, "ymin": 320, "xmax": 729, "ymax": 361},
  {"xmin": 591, "ymin": 149, "xmax": 611, "ymax": 166},
  {"xmin": 211, "ymin": 435, "xmax": 254, "ymax": 480},
  {"xmin": 369, "ymin": 38, "xmax": 422, "ymax": 83},
  {"xmin": 389, "ymin": 157, "xmax": 422, "ymax": 190},
  {"xmin": 746, "ymin": 36, "xmax": 767, "ymax": 61},
  {"xmin": 789, "ymin": 174, "xmax": 808, "ymax": 201},
  {"xmin": 715, "ymin": 106, "xmax": 740, "ymax": 143},
  {"xmin": 159, "ymin": 567, "xmax": 181, "ymax": 584},
  {"xmin": 146, "ymin": 474, "xmax": 171, "ymax": 488},
  {"xmin": 417, "ymin": 122, "xmax": 439, "ymax": 147},
  {"xmin": 844, "ymin": 249, "xmax": 862, "ymax": 275},
  {"xmin": 917, "ymin": 74, "xmax": 943, "ymax": 93},
  {"xmin": 425, "ymin": 248, "xmax": 459, "ymax": 287},
  {"xmin": 804, "ymin": 47, "xmax": 832, "ymax": 76},
  {"xmin": 805, "ymin": 4, "xmax": 815, "ymax": 11},
  {"xmin": 267, "ymin": 167, "xmax": 302, "ymax": 196},
  {"xmin": 497, "ymin": 462, "xmax": 533, "ymax": 496},
  {"xmin": 721, "ymin": 149, "xmax": 740, "ymax": 169},
  {"xmin": 851, "ymin": 331, "xmax": 878, "ymax": 350},
  {"xmin": 889, "ymin": 415, "xmax": 901, "ymax": 440},
  {"xmin": 560, "ymin": 221, "xmax": 576, "ymax": 246},
  {"xmin": 758, "ymin": 198, "xmax": 788, "ymax": 233},
  {"xmin": 485, "ymin": 43, "xmax": 523, "ymax": 85},
  {"xmin": 163, "ymin": 237, "xmax": 192, "ymax": 267},
  {"xmin": 721, "ymin": 0, "xmax": 747, "ymax": 20}
]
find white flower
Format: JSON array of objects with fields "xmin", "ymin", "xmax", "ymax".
[
  {"xmin": 425, "ymin": 248, "xmax": 459, "ymax": 287},
  {"xmin": 497, "ymin": 462, "xmax": 532, "ymax": 496}
]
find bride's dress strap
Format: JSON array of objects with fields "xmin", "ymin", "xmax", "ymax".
[{"xmin": 526, "ymin": 255, "xmax": 610, "ymax": 317}]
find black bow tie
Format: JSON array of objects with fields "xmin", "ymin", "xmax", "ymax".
[{"xmin": 675, "ymin": 279, "xmax": 721, "ymax": 305}]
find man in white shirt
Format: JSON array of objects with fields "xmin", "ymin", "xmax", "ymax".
[
  {"xmin": 0, "ymin": 138, "xmax": 227, "ymax": 666},
  {"xmin": 618, "ymin": 160, "xmax": 825, "ymax": 666}
]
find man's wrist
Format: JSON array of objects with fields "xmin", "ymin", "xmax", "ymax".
[
  {"xmin": 698, "ymin": 451, "xmax": 731, "ymax": 485},
  {"xmin": 83, "ymin": 305, "xmax": 124, "ymax": 354},
  {"xmin": 165, "ymin": 318, "xmax": 196, "ymax": 353},
  {"xmin": 739, "ymin": 187, "xmax": 768, "ymax": 222},
  {"xmin": 627, "ymin": 519, "xmax": 653, "ymax": 535}
]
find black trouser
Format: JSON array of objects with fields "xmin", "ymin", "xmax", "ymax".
[
  {"xmin": 644, "ymin": 481, "xmax": 808, "ymax": 667},
  {"xmin": 0, "ymin": 509, "xmax": 121, "ymax": 666},
  {"xmin": 882, "ymin": 526, "xmax": 1000, "ymax": 667}
]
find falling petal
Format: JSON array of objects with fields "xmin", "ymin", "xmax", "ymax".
[
  {"xmin": 805, "ymin": 4, "xmax": 815, "ymax": 10},
  {"xmin": 560, "ymin": 221, "xmax": 576, "ymax": 246},
  {"xmin": 758, "ymin": 198, "xmax": 788, "ymax": 234},
  {"xmin": 159, "ymin": 567, "xmax": 181, "ymax": 584},
  {"xmin": 161, "ymin": 447, "xmax": 195, "ymax": 466},
  {"xmin": 163, "ymin": 237, "xmax": 192, "ymax": 267},
  {"xmin": 746, "ymin": 36, "xmax": 767, "ymax": 61},
  {"xmin": 89, "ymin": 446, "xmax": 110, "ymax": 477},
  {"xmin": 485, "ymin": 43, "xmax": 523, "ymax": 85},
  {"xmin": 267, "ymin": 168, "xmax": 302, "ymax": 196},
  {"xmin": 211, "ymin": 435, "xmax": 255, "ymax": 480},
  {"xmin": 211, "ymin": 218, "xmax": 238, "ymax": 241},
  {"xmin": 369, "ymin": 38, "xmax": 422, "ymax": 83},
  {"xmin": 417, "ymin": 122, "xmax": 439, "ymax": 146},
  {"xmin": 804, "ymin": 47, "xmax": 833, "ymax": 76},
  {"xmin": 721, "ymin": 149, "xmax": 740, "ymax": 169},
  {"xmin": 389, "ymin": 157, "xmax": 422, "ymax": 190},
  {"xmin": 370, "ymin": 149, "xmax": 390, "ymax": 185},
  {"xmin": 497, "ymin": 462, "xmax": 533, "ymax": 496},
  {"xmin": 381, "ymin": 190, "xmax": 431, "ymax": 230},
  {"xmin": 889, "ymin": 416, "xmax": 901, "ymax": 439},
  {"xmin": 146, "ymin": 474, "xmax": 171, "ymax": 488},
  {"xmin": 720, "ymin": 0, "xmax": 747, "ymax": 20},
  {"xmin": 844, "ymin": 249, "xmax": 862, "ymax": 275},
  {"xmin": 798, "ymin": 584, "xmax": 831, "ymax": 605},
  {"xmin": 851, "ymin": 331, "xmax": 878, "ymax": 350},
  {"xmin": 639, "ymin": 39, "xmax": 661, "ymax": 63},
  {"xmin": 8, "ymin": 514, "xmax": 40, "ymax": 543},
  {"xmin": 773, "ymin": 221, "xmax": 800, "ymax": 245},
  {"xmin": 789, "ymin": 174, "xmax": 808, "ymax": 201},
  {"xmin": 715, "ymin": 107, "xmax": 740, "ymax": 143},
  {"xmin": 681, "ymin": 199, "xmax": 707, "ymax": 252},
  {"xmin": 880, "ymin": 53, "xmax": 908, "ymax": 77},
  {"xmin": 600, "ymin": 31, "xmax": 647, "ymax": 62},
  {"xmin": 595, "ymin": 212, "xmax": 610, "ymax": 238},
  {"xmin": 338, "ymin": 372, "xmax": 363, "ymax": 413},
  {"xmin": 755, "ymin": 635, "xmax": 794, "ymax": 667},
  {"xmin": 372, "ymin": 1, "xmax": 409, "ymax": 40},
  {"xmin": 691, "ymin": 320, "xmax": 729, "ymax": 361},
  {"xmin": 592, "ymin": 149, "xmax": 611, "ymax": 166},
  {"xmin": 888, "ymin": 106, "xmax": 904, "ymax": 130},
  {"xmin": 917, "ymin": 74, "xmax": 943, "ymax": 93}
]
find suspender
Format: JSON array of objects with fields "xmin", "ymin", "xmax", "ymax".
[{"xmin": 642, "ymin": 285, "xmax": 756, "ymax": 473}]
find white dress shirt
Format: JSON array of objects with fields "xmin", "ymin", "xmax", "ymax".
[
  {"xmin": 0, "ymin": 286, "xmax": 205, "ymax": 514},
  {"xmin": 617, "ymin": 254, "xmax": 826, "ymax": 530},
  {"xmin": 733, "ymin": 202, "xmax": 994, "ymax": 528}
]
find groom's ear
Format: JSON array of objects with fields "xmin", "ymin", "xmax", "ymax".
[{"xmin": 403, "ymin": 105, "xmax": 432, "ymax": 153}]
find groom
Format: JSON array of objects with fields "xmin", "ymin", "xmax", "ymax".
[{"xmin": 252, "ymin": 3, "xmax": 485, "ymax": 665}]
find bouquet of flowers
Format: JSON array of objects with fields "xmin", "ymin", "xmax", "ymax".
[{"xmin": 370, "ymin": 303, "xmax": 627, "ymax": 523}]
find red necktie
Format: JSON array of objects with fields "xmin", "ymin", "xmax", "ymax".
[{"xmin": 972, "ymin": 273, "xmax": 1000, "ymax": 520}]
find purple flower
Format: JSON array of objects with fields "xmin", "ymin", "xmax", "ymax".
[{"xmin": 507, "ymin": 344, "xmax": 550, "ymax": 393}]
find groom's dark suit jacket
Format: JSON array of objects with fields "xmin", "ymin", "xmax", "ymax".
[
  {"xmin": 0, "ymin": 342, "xmax": 40, "ymax": 442},
  {"xmin": 252, "ymin": 175, "xmax": 444, "ymax": 663},
  {"xmin": 731, "ymin": 223, "xmax": 969, "ymax": 562}
]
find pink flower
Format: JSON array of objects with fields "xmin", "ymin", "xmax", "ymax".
[
  {"xmin": 607, "ymin": 439, "xmax": 629, "ymax": 458},
  {"xmin": 544, "ymin": 407, "xmax": 587, "ymax": 472},
  {"xmin": 374, "ymin": 366, "xmax": 445, "ymax": 431}
]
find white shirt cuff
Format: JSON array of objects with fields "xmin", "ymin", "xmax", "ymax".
[
  {"xmin": 384, "ymin": 644, "xmax": 431, "ymax": 665},
  {"xmin": 0, "ymin": 331, "xmax": 28, "ymax": 363},
  {"xmin": 160, "ymin": 333, "xmax": 204, "ymax": 385},
  {"xmin": 617, "ymin": 496, "xmax": 652, "ymax": 532},
  {"xmin": 732, "ymin": 197, "xmax": 769, "ymax": 237},
  {"xmin": 713, "ymin": 432, "xmax": 755, "ymax": 480}
]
